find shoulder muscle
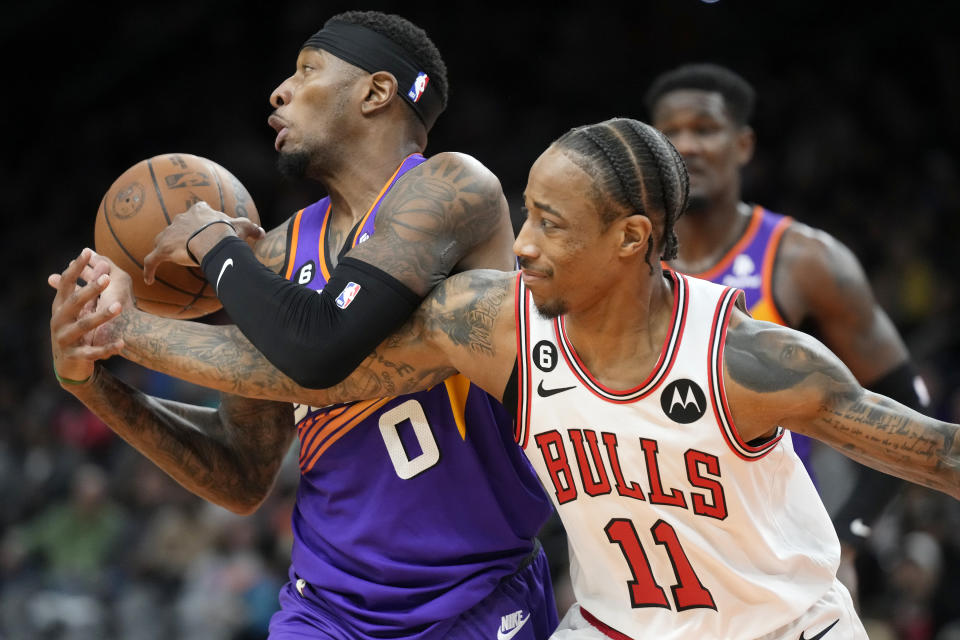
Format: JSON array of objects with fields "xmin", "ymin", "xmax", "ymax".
[
  {"xmin": 345, "ymin": 153, "xmax": 512, "ymax": 295},
  {"xmin": 722, "ymin": 308, "xmax": 861, "ymax": 441}
]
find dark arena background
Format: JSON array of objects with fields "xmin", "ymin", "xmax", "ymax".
[{"xmin": 2, "ymin": 2, "xmax": 959, "ymax": 638}]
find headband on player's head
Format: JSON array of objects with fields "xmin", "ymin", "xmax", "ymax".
[{"xmin": 303, "ymin": 21, "xmax": 443, "ymax": 131}]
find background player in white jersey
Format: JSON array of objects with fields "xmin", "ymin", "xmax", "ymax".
[{"xmin": 55, "ymin": 117, "xmax": 960, "ymax": 639}]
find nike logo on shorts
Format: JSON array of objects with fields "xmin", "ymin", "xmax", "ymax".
[{"xmin": 497, "ymin": 610, "xmax": 530, "ymax": 640}]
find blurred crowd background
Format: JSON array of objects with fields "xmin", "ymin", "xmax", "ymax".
[{"xmin": 2, "ymin": 1, "xmax": 959, "ymax": 638}]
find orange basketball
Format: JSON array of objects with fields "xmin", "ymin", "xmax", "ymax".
[{"xmin": 94, "ymin": 153, "xmax": 260, "ymax": 319}]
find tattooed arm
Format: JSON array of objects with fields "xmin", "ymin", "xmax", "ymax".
[
  {"xmin": 110, "ymin": 267, "xmax": 518, "ymax": 406},
  {"xmin": 400, "ymin": 268, "xmax": 518, "ymax": 400},
  {"xmin": 50, "ymin": 257, "xmax": 512, "ymax": 514},
  {"xmin": 776, "ymin": 225, "xmax": 928, "ymax": 546},
  {"xmin": 49, "ymin": 249, "xmax": 295, "ymax": 514},
  {"xmin": 137, "ymin": 152, "xmax": 514, "ymax": 389},
  {"xmin": 722, "ymin": 309, "xmax": 959, "ymax": 500},
  {"xmin": 68, "ymin": 370, "xmax": 294, "ymax": 514},
  {"xmin": 63, "ymin": 234, "xmax": 516, "ymax": 408},
  {"xmin": 345, "ymin": 152, "xmax": 517, "ymax": 289}
]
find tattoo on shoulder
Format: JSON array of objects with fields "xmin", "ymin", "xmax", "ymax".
[
  {"xmin": 348, "ymin": 155, "xmax": 506, "ymax": 292},
  {"xmin": 725, "ymin": 321, "xmax": 853, "ymax": 395}
]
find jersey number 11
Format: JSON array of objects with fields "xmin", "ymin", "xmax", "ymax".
[{"xmin": 606, "ymin": 518, "xmax": 717, "ymax": 611}]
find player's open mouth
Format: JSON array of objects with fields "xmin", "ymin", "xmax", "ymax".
[
  {"xmin": 275, "ymin": 127, "xmax": 289, "ymax": 151},
  {"xmin": 268, "ymin": 115, "xmax": 290, "ymax": 151}
]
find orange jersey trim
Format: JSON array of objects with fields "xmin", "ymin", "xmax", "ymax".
[
  {"xmin": 755, "ymin": 215, "xmax": 793, "ymax": 326},
  {"xmin": 283, "ymin": 209, "xmax": 306, "ymax": 280},
  {"xmin": 316, "ymin": 202, "xmax": 334, "ymax": 282},
  {"xmin": 693, "ymin": 205, "xmax": 765, "ymax": 281},
  {"xmin": 348, "ymin": 152, "xmax": 422, "ymax": 249},
  {"xmin": 443, "ymin": 374, "xmax": 472, "ymax": 440},
  {"xmin": 299, "ymin": 397, "xmax": 393, "ymax": 473}
]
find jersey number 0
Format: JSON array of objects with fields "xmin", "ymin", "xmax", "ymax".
[{"xmin": 379, "ymin": 399, "xmax": 441, "ymax": 479}]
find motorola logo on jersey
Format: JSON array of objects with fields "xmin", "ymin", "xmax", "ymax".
[
  {"xmin": 660, "ymin": 379, "xmax": 707, "ymax": 424},
  {"xmin": 533, "ymin": 340, "xmax": 558, "ymax": 372}
]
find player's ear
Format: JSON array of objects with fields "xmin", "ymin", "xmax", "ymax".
[
  {"xmin": 736, "ymin": 125, "xmax": 755, "ymax": 167},
  {"xmin": 361, "ymin": 71, "xmax": 399, "ymax": 115},
  {"xmin": 619, "ymin": 214, "xmax": 652, "ymax": 257}
]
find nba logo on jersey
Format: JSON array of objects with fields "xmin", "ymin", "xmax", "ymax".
[
  {"xmin": 336, "ymin": 282, "xmax": 361, "ymax": 309},
  {"xmin": 408, "ymin": 72, "xmax": 429, "ymax": 102},
  {"xmin": 357, "ymin": 232, "xmax": 370, "ymax": 244}
]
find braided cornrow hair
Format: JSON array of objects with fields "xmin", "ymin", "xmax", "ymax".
[{"xmin": 553, "ymin": 117, "xmax": 689, "ymax": 272}]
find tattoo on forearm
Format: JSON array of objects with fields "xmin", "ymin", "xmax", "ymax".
[
  {"xmin": 425, "ymin": 273, "xmax": 509, "ymax": 357},
  {"xmin": 826, "ymin": 395, "xmax": 951, "ymax": 463},
  {"xmin": 813, "ymin": 392, "xmax": 960, "ymax": 497},
  {"xmin": 78, "ymin": 365, "xmax": 293, "ymax": 508},
  {"xmin": 723, "ymin": 317, "xmax": 960, "ymax": 498},
  {"xmin": 120, "ymin": 305, "xmax": 453, "ymax": 406}
]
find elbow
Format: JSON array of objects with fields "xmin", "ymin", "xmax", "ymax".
[
  {"xmin": 194, "ymin": 492, "xmax": 264, "ymax": 516},
  {"xmin": 220, "ymin": 487, "xmax": 270, "ymax": 516},
  {"xmin": 226, "ymin": 498, "xmax": 264, "ymax": 517},
  {"xmin": 214, "ymin": 474, "xmax": 275, "ymax": 515}
]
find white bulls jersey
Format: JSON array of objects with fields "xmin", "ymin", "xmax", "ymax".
[{"xmin": 515, "ymin": 272, "xmax": 840, "ymax": 640}]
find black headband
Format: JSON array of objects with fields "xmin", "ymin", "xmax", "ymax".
[{"xmin": 303, "ymin": 21, "xmax": 443, "ymax": 130}]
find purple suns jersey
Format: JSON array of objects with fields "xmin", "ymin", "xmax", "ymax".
[
  {"xmin": 280, "ymin": 154, "xmax": 552, "ymax": 638},
  {"xmin": 674, "ymin": 206, "xmax": 815, "ymax": 480}
]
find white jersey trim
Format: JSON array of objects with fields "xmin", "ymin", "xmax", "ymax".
[
  {"xmin": 516, "ymin": 274, "xmax": 532, "ymax": 449},
  {"xmin": 708, "ymin": 285, "xmax": 784, "ymax": 460},
  {"xmin": 554, "ymin": 272, "xmax": 688, "ymax": 403}
]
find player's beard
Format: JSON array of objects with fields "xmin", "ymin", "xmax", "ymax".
[
  {"xmin": 277, "ymin": 150, "xmax": 312, "ymax": 180},
  {"xmin": 533, "ymin": 298, "xmax": 567, "ymax": 319}
]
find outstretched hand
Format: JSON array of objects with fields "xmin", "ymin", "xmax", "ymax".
[
  {"xmin": 143, "ymin": 201, "xmax": 264, "ymax": 284},
  {"xmin": 48, "ymin": 248, "xmax": 126, "ymax": 387}
]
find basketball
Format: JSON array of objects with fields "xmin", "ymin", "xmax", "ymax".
[{"xmin": 94, "ymin": 153, "xmax": 260, "ymax": 319}]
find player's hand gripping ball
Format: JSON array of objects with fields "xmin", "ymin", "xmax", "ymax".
[{"xmin": 94, "ymin": 153, "xmax": 260, "ymax": 318}]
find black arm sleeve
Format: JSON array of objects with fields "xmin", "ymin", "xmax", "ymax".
[
  {"xmin": 831, "ymin": 361, "xmax": 928, "ymax": 545},
  {"xmin": 200, "ymin": 236, "xmax": 421, "ymax": 389}
]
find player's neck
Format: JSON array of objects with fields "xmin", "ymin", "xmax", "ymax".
[
  {"xmin": 323, "ymin": 139, "xmax": 422, "ymax": 226},
  {"xmin": 669, "ymin": 200, "xmax": 753, "ymax": 275},
  {"xmin": 562, "ymin": 271, "xmax": 675, "ymax": 389}
]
